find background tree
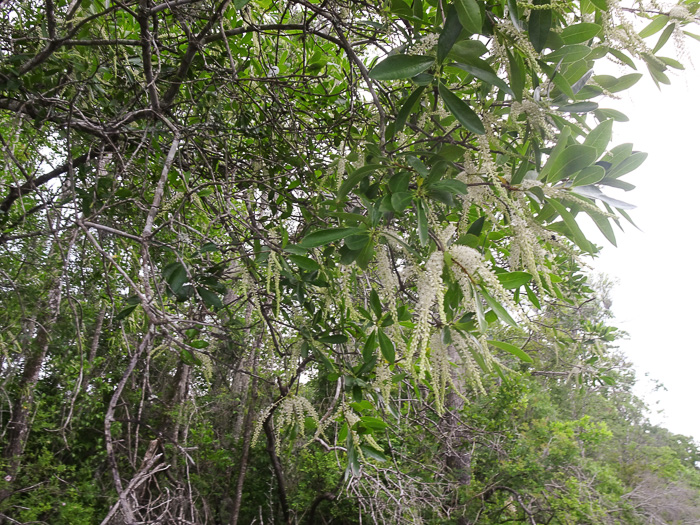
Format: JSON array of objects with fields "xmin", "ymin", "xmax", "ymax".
[{"xmin": 0, "ymin": 0, "xmax": 698, "ymax": 522}]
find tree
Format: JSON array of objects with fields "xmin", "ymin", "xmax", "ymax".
[{"xmin": 0, "ymin": 0, "xmax": 698, "ymax": 522}]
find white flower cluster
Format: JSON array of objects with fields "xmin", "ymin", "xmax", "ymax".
[
  {"xmin": 408, "ymin": 251, "xmax": 444, "ymax": 379},
  {"xmin": 448, "ymin": 244, "xmax": 519, "ymax": 318},
  {"xmin": 411, "ymin": 33, "xmax": 439, "ymax": 55},
  {"xmin": 376, "ymin": 248, "xmax": 399, "ymax": 319}
]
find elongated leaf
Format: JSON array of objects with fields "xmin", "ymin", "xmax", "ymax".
[
  {"xmin": 454, "ymin": 62, "xmax": 513, "ymax": 95},
  {"xmin": 288, "ymin": 254, "xmax": 321, "ymax": 272},
  {"xmin": 480, "ymin": 288, "xmax": 518, "ymax": 327},
  {"xmin": 487, "ymin": 340, "xmax": 533, "ymax": 363},
  {"xmin": 394, "ymin": 87, "xmax": 426, "ymax": 135},
  {"xmin": 114, "ymin": 304, "xmax": 138, "ymax": 321},
  {"xmin": 163, "ymin": 261, "xmax": 188, "ymax": 293},
  {"xmin": 360, "ymin": 444, "xmax": 388, "ymax": 462},
  {"xmin": 607, "ymin": 151, "xmax": 647, "ymax": 178},
  {"xmin": 338, "ymin": 164, "xmax": 382, "ymax": 198},
  {"xmin": 556, "ymin": 102, "xmax": 598, "ymax": 113},
  {"xmin": 417, "ymin": 200, "xmax": 429, "ymax": 246},
  {"xmin": 571, "ymin": 165, "xmax": 605, "ymax": 186},
  {"xmin": 300, "ymin": 227, "xmax": 362, "ymax": 247},
  {"xmin": 369, "ymin": 55, "xmax": 434, "ymax": 80},
  {"xmin": 378, "ymin": 329, "xmax": 396, "ymax": 364},
  {"xmin": 547, "ymin": 198, "xmax": 596, "ymax": 252},
  {"xmin": 448, "ymin": 40, "xmax": 489, "ymax": 63},
  {"xmin": 455, "ymin": 0, "xmax": 483, "ymax": 34},
  {"xmin": 571, "ymin": 185, "xmax": 636, "ymax": 209},
  {"xmin": 539, "ymin": 126, "xmax": 571, "ymax": 180},
  {"xmin": 561, "ymin": 22, "xmax": 601, "ymax": 44},
  {"xmin": 497, "ymin": 271, "xmax": 532, "ymax": 289},
  {"xmin": 428, "ymin": 179, "xmax": 468, "ymax": 194},
  {"xmin": 197, "ymin": 287, "xmax": 223, "ymax": 309},
  {"xmin": 543, "ymin": 44, "xmax": 592, "ymax": 64},
  {"xmin": 545, "ymin": 145, "xmax": 598, "ymax": 182},
  {"xmin": 639, "ymin": 14, "xmax": 669, "ymax": 39},
  {"xmin": 653, "ymin": 23, "xmax": 675, "ymax": 53},
  {"xmin": 583, "ymin": 119, "xmax": 613, "ymax": 155},
  {"xmin": 437, "ymin": 5, "xmax": 462, "ymax": 63},
  {"xmin": 528, "ymin": 0, "xmax": 551, "ymax": 53},
  {"xmin": 438, "ymin": 83, "xmax": 485, "ymax": 135}
]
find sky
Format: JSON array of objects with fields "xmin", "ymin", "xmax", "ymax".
[{"xmin": 584, "ymin": 46, "xmax": 700, "ymax": 441}]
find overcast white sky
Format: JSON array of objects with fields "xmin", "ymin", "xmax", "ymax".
[{"xmin": 585, "ymin": 46, "xmax": 700, "ymax": 441}]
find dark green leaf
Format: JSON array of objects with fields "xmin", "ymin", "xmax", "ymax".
[
  {"xmin": 114, "ymin": 304, "xmax": 138, "ymax": 321},
  {"xmin": 487, "ymin": 340, "xmax": 533, "ymax": 363},
  {"xmin": 288, "ymin": 254, "xmax": 321, "ymax": 272},
  {"xmin": 497, "ymin": 271, "xmax": 532, "ymax": 289},
  {"xmin": 369, "ymin": 55, "xmax": 434, "ymax": 80},
  {"xmin": 300, "ymin": 227, "xmax": 362, "ymax": 248},
  {"xmin": 528, "ymin": 0, "xmax": 552, "ymax": 53},
  {"xmin": 360, "ymin": 445, "xmax": 388, "ymax": 462},
  {"xmin": 544, "ymin": 145, "xmax": 598, "ymax": 182},
  {"xmin": 571, "ymin": 165, "xmax": 605, "ymax": 186},
  {"xmin": 561, "ymin": 23, "xmax": 602, "ymax": 44},
  {"xmin": 338, "ymin": 164, "xmax": 382, "ymax": 198},
  {"xmin": 417, "ymin": 200, "xmax": 429, "ymax": 246},
  {"xmin": 454, "ymin": 62, "xmax": 513, "ymax": 95},
  {"xmin": 438, "ymin": 83, "xmax": 485, "ymax": 135},
  {"xmin": 391, "ymin": 191, "xmax": 414, "ymax": 212},
  {"xmin": 378, "ymin": 329, "xmax": 396, "ymax": 364},
  {"xmin": 437, "ymin": 5, "xmax": 463, "ymax": 63},
  {"xmin": 479, "ymin": 288, "xmax": 517, "ymax": 327},
  {"xmin": 455, "ymin": 0, "xmax": 483, "ymax": 34},
  {"xmin": 163, "ymin": 262, "xmax": 188, "ymax": 293},
  {"xmin": 197, "ymin": 287, "xmax": 223, "ymax": 309},
  {"xmin": 394, "ymin": 88, "xmax": 426, "ymax": 135}
]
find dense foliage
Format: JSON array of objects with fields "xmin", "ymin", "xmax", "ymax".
[{"xmin": 1, "ymin": 0, "xmax": 699, "ymax": 522}]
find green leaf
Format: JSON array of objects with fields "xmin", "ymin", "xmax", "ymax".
[
  {"xmin": 528, "ymin": 0, "xmax": 552, "ymax": 53},
  {"xmin": 370, "ymin": 289, "xmax": 383, "ymax": 318},
  {"xmin": 497, "ymin": 271, "xmax": 532, "ymax": 289},
  {"xmin": 487, "ymin": 340, "xmax": 533, "ymax": 363},
  {"xmin": 114, "ymin": 304, "xmax": 138, "ymax": 321},
  {"xmin": 544, "ymin": 145, "xmax": 598, "ymax": 182},
  {"xmin": 455, "ymin": 0, "xmax": 483, "ymax": 34},
  {"xmin": 467, "ymin": 216, "xmax": 486, "ymax": 236},
  {"xmin": 318, "ymin": 333, "xmax": 349, "ymax": 344},
  {"xmin": 417, "ymin": 200, "xmax": 429, "ymax": 246},
  {"xmin": 583, "ymin": 119, "xmax": 613, "ymax": 155},
  {"xmin": 428, "ymin": 179, "xmax": 468, "ymax": 195},
  {"xmin": 639, "ymin": 14, "xmax": 669, "ymax": 39},
  {"xmin": 180, "ymin": 349, "xmax": 202, "ymax": 366},
  {"xmin": 556, "ymin": 102, "xmax": 598, "ymax": 113},
  {"xmin": 438, "ymin": 82, "xmax": 485, "ymax": 135},
  {"xmin": 437, "ymin": 5, "xmax": 462, "ymax": 63},
  {"xmin": 363, "ymin": 330, "xmax": 377, "ymax": 361},
  {"xmin": 543, "ymin": 45, "xmax": 592, "ymax": 64},
  {"xmin": 506, "ymin": 47, "xmax": 525, "ymax": 101},
  {"xmin": 391, "ymin": 191, "xmax": 414, "ymax": 212},
  {"xmin": 588, "ymin": 0, "xmax": 607, "ymax": 10},
  {"xmin": 454, "ymin": 61, "xmax": 513, "ymax": 95},
  {"xmin": 369, "ymin": 55, "xmax": 434, "ymax": 80},
  {"xmin": 571, "ymin": 165, "xmax": 605, "ymax": 186},
  {"xmin": 300, "ymin": 227, "xmax": 362, "ymax": 247},
  {"xmin": 479, "ymin": 288, "xmax": 517, "ymax": 327},
  {"xmin": 653, "ymin": 23, "xmax": 675, "ymax": 53},
  {"xmin": 547, "ymin": 199, "xmax": 595, "ymax": 252},
  {"xmin": 288, "ymin": 254, "xmax": 321, "ymax": 272},
  {"xmin": 394, "ymin": 87, "xmax": 425, "ymax": 135},
  {"xmin": 234, "ymin": 0, "xmax": 251, "ymax": 8},
  {"xmin": 560, "ymin": 23, "xmax": 601, "ymax": 44},
  {"xmin": 360, "ymin": 445, "xmax": 388, "ymax": 462},
  {"xmin": 448, "ymin": 40, "xmax": 489, "ymax": 63},
  {"xmin": 197, "ymin": 287, "xmax": 223, "ymax": 309},
  {"xmin": 377, "ymin": 329, "xmax": 396, "ymax": 364},
  {"xmin": 190, "ymin": 339, "xmax": 209, "ymax": 349},
  {"xmin": 607, "ymin": 151, "xmax": 647, "ymax": 178},
  {"xmin": 163, "ymin": 262, "xmax": 188, "ymax": 293},
  {"xmin": 338, "ymin": 164, "xmax": 382, "ymax": 199}
]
